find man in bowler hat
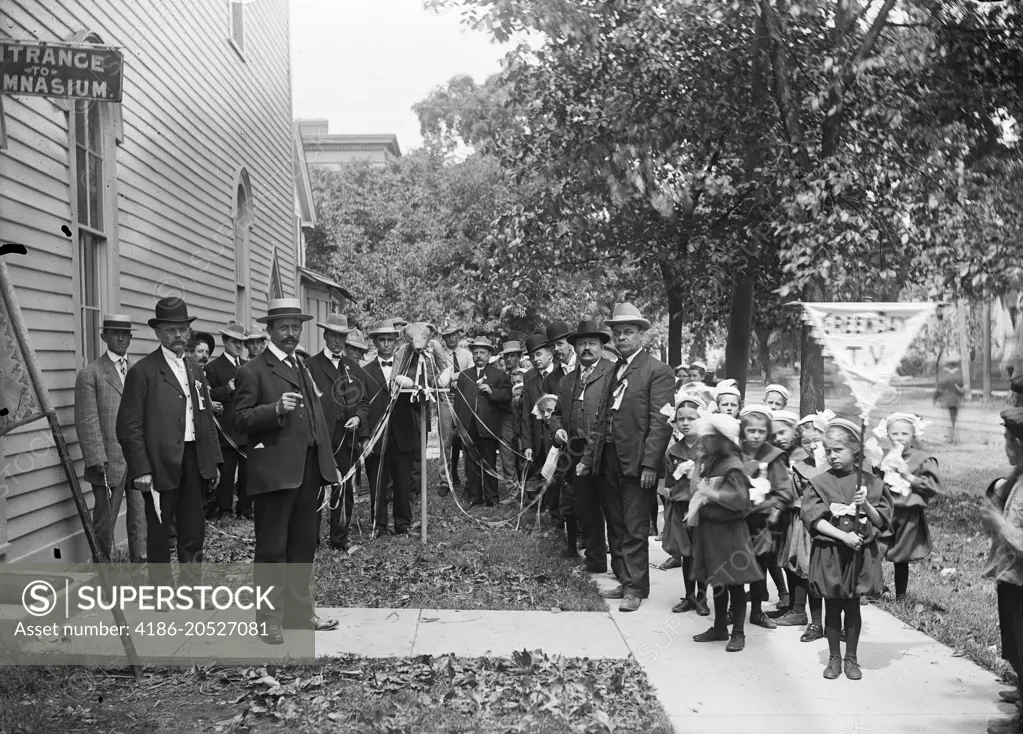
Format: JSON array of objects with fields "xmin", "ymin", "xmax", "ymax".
[
  {"xmin": 116, "ymin": 298, "xmax": 222, "ymax": 591},
  {"xmin": 233, "ymin": 298, "xmax": 340, "ymax": 644}
]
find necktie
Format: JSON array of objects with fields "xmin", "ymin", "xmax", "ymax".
[
  {"xmin": 330, "ymin": 352, "xmax": 341, "ymax": 364},
  {"xmin": 380, "ymin": 360, "xmax": 393, "ymax": 367},
  {"xmin": 118, "ymin": 358, "xmax": 127, "ymax": 381},
  {"xmin": 285, "ymin": 356, "xmax": 296, "ymax": 371}
]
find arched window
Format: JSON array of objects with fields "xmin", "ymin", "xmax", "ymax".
[{"xmin": 233, "ymin": 170, "xmax": 252, "ymax": 323}]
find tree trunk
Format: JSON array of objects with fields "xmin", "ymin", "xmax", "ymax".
[
  {"xmin": 755, "ymin": 325, "xmax": 773, "ymax": 383},
  {"xmin": 983, "ymin": 297, "xmax": 992, "ymax": 400},
  {"xmin": 726, "ymin": 273, "xmax": 756, "ymax": 397},
  {"xmin": 799, "ymin": 279, "xmax": 826, "ymax": 416},
  {"xmin": 665, "ymin": 278, "xmax": 685, "ymax": 368},
  {"xmin": 690, "ymin": 329, "xmax": 706, "ymax": 362},
  {"xmin": 959, "ymin": 300, "xmax": 973, "ymax": 402}
]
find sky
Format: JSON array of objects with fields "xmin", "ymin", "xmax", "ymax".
[{"xmin": 290, "ymin": 0, "xmax": 512, "ymax": 153}]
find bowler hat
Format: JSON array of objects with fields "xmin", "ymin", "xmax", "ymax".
[
  {"xmin": 148, "ymin": 297, "xmax": 197, "ymax": 328},
  {"xmin": 524, "ymin": 331, "xmax": 549, "ymax": 355},
  {"xmin": 466, "ymin": 336, "xmax": 498, "ymax": 353},
  {"xmin": 566, "ymin": 320, "xmax": 610, "ymax": 345},
  {"xmin": 219, "ymin": 320, "xmax": 248, "ymax": 341},
  {"xmin": 192, "ymin": 331, "xmax": 215, "ymax": 354},
  {"xmin": 100, "ymin": 314, "xmax": 134, "ymax": 331},
  {"xmin": 500, "ymin": 340, "xmax": 524, "ymax": 356},
  {"xmin": 257, "ymin": 298, "xmax": 313, "ymax": 324},
  {"xmin": 368, "ymin": 320, "xmax": 399, "ymax": 338},
  {"xmin": 604, "ymin": 303, "xmax": 651, "ymax": 331},
  {"xmin": 545, "ymin": 320, "xmax": 573, "ymax": 343},
  {"xmin": 317, "ymin": 313, "xmax": 353, "ymax": 335}
]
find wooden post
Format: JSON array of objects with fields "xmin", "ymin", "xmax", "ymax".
[
  {"xmin": 0, "ymin": 259, "xmax": 143, "ymax": 680},
  {"xmin": 421, "ymin": 402, "xmax": 428, "ymax": 544},
  {"xmin": 983, "ymin": 298, "xmax": 992, "ymax": 401}
]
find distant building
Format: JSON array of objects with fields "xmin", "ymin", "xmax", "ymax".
[
  {"xmin": 296, "ymin": 118, "xmax": 401, "ymax": 169},
  {"xmin": 0, "ymin": 0, "xmax": 295, "ymax": 562}
]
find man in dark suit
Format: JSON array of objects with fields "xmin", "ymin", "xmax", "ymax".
[
  {"xmin": 520, "ymin": 331, "xmax": 554, "ymax": 468},
  {"xmin": 541, "ymin": 321, "xmax": 572, "ymax": 517},
  {"xmin": 551, "ymin": 320, "xmax": 615, "ymax": 574},
  {"xmin": 233, "ymin": 298, "xmax": 341, "ymax": 644},
  {"xmin": 205, "ymin": 320, "xmax": 250, "ymax": 522},
  {"xmin": 116, "ymin": 298, "xmax": 222, "ymax": 591},
  {"xmin": 75, "ymin": 314, "xmax": 146, "ymax": 563},
  {"xmin": 579, "ymin": 303, "xmax": 675, "ymax": 612},
  {"xmin": 305, "ymin": 313, "xmax": 370, "ymax": 552},
  {"xmin": 362, "ymin": 320, "xmax": 420, "ymax": 536},
  {"xmin": 449, "ymin": 337, "xmax": 512, "ymax": 507}
]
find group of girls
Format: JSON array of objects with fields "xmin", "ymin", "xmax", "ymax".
[{"xmin": 657, "ymin": 377, "xmax": 942, "ymax": 679}]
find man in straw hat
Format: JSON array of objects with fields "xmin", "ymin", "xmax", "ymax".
[
  {"xmin": 578, "ymin": 303, "xmax": 675, "ymax": 612},
  {"xmin": 448, "ymin": 336, "xmax": 512, "ymax": 507},
  {"xmin": 305, "ymin": 313, "xmax": 371, "ymax": 552},
  {"xmin": 75, "ymin": 314, "xmax": 146, "ymax": 563},
  {"xmin": 233, "ymin": 298, "xmax": 341, "ymax": 643},
  {"xmin": 437, "ymin": 323, "xmax": 473, "ymax": 491},
  {"xmin": 551, "ymin": 320, "xmax": 615, "ymax": 570},
  {"xmin": 243, "ymin": 325, "xmax": 267, "ymax": 361},
  {"xmin": 498, "ymin": 340, "xmax": 526, "ymax": 487},
  {"xmin": 116, "ymin": 298, "xmax": 222, "ymax": 593},
  {"xmin": 345, "ymin": 329, "xmax": 370, "ymax": 365},
  {"xmin": 205, "ymin": 320, "xmax": 251, "ymax": 522}
]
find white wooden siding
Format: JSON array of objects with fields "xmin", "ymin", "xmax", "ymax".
[{"xmin": 0, "ymin": 0, "xmax": 295, "ymax": 562}]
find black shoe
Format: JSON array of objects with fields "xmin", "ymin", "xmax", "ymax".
[
  {"xmin": 282, "ymin": 616, "xmax": 339, "ymax": 631},
  {"xmin": 726, "ymin": 632, "xmax": 745, "ymax": 652},
  {"xmin": 331, "ymin": 541, "xmax": 350, "ymax": 552},
  {"xmin": 485, "ymin": 501, "xmax": 496, "ymax": 507},
  {"xmin": 469, "ymin": 500, "xmax": 483, "ymax": 508},
  {"xmin": 438, "ymin": 486, "xmax": 450, "ymax": 497},
  {"xmin": 766, "ymin": 606, "xmax": 791, "ymax": 619},
  {"xmin": 843, "ymin": 656, "xmax": 862, "ymax": 680},
  {"xmin": 693, "ymin": 596, "xmax": 711, "ymax": 617},
  {"xmin": 237, "ymin": 507, "xmax": 254, "ymax": 520},
  {"xmin": 261, "ymin": 623, "xmax": 284, "ymax": 645},
  {"xmin": 693, "ymin": 627, "xmax": 730, "ymax": 642},
  {"xmin": 823, "ymin": 655, "xmax": 842, "ymax": 679},
  {"xmin": 749, "ymin": 612, "xmax": 777, "ymax": 629},
  {"xmin": 801, "ymin": 623, "xmax": 825, "ymax": 642},
  {"xmin": 672, "ymin": 598, "xmax": 695, "ymax": 614}
]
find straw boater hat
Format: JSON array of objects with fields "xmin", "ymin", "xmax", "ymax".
[
  {"xmin": 100, "ymin": 314, "xmax": 134, "ymax": 331},
  {"xmin": 467, "ymin": 336, "xmax": 498, "ymax": 353},
  {"xmin": 244, "ymin": 324, "xmax": 267, "ymax": 342},
  {"xmin": 148, "ymin": 297, "xmax": 197, "ymax": 328},
  {"xmin": 346, "ymin": 329, "xmax": 370, "ymax": 351},
  {"xmin": 500, "ymin": 340, "xmax": 524, "ymax": 356},
  {"xmin": 367, "ymin": 320, "xmax": 399, "ymax": 338},
  {"xmin": 219, "ymin": 320, "xmax": 248, "ymax": 341},
  {"xmin": 604, "ymin": 303, "xmax": 651, "ymax": 331},
  {"xmin": 257, "ymin": 298, "xmax": 313, "ymax": 324},
  {"xmin": 545, "ymin": 320, "xmax": 573, "ymax": 343},
  {"xmin": 567, "ymin": 319, "xmax": 611, "ymax": 345},
  {"xmin": 316, "ymin": 313, "xmax": 353, "ymax": 334}
]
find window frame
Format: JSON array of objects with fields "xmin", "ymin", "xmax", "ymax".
[
  {"xmin": 233, "ymin": 170, "xmax": 253, "ymax": 325},
  {"xmin": 228, "ymin": 0, "xmax": 246, "ymax": 60}
]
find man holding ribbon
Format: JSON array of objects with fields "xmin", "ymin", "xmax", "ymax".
[
  {"xmin": 305, "ymin": 313, "xmax": 370, "ymax": 552},
  {"xmin": 205, "ymin": 320, "xmax": 251, "ymax": 522},
  {"xmin": 116, "ymin": 298, "xmax": 222, "ymax": 592},
  {"xmin": 74, "ymin": 314, "xmax": 146, "ymax": 563},
  {"xmin": 579, "ymin": 303, "xmax": 675, "ymax": 612}
]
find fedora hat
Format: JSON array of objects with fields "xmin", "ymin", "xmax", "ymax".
[
  {"xmin": 244, "ymin": 324, "xmax": 267, "ymax": 341},
  {"xmin": 367, "ymin": 320, "xmax": 399, "ymax": 338},
  {"xmin": 257, "ymin": 298, "xmax": 313, "ymax": 324},
  {"xmin": 100, "ymin": 314, "xmax": 134, "ymax": 331},
  {"xmin": 441, "ymin": 323, "xmax": 463, "ymax": 337},
  {"xmin": 148, "ymin": 297, "xmax": 197, "ymax": 328},
  {"xmin": 604, "ymin": 303, "xmax": 651, "ymax": 331},
  {"xmin": 317, "ymin": 313, "xmax": 353, "ymax": 335},
  {"xmin": 219, "ymin": 320, "xmax": 248, "ymax": 341},
  {"xmin": 391, "ymin": 317, "xmax": 409, "ymax": 328},
  {"xmin": 567, "ymin": 320, "xmax": 610, "ymax": 345},
  {"xmin": 466, "ymin": 336, "xmax": 498, "ymax": 353},
  {"xmin": 346, "ymin": 329, "xmax": 370, "ymax": 351},
  {"xmin": 524, "ymin": 331, "xmax": 550, "ymax": 355},
  {"xmin": 545, "ymin": 320, "xmax": 573, "ymax": 343},
  {"xmin": 500, "ymin": 340, "xmax": 524, "ymax": 356}
]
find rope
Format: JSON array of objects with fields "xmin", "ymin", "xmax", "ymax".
[{"xmin": 212, "ymin": 414, "xmax": 248, "ymax": 460}]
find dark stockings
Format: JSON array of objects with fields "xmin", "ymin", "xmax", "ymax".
[
  {"xmin": 825, "ymin": 598, "xmax": 862, "ymax": 659},
  {"xmin": 894, "ymin": 562, "xmax": 909, "ymax": 598},
  {"xmin": 786, "ymin": 570, "xmax": 803, "ymax": 611},
  {"xmin": 808, "ymin": 590, "xmax": 823, "ymax": 626},
  {"xmin": 749, "ymin": 562, "xmax": 768, "ymax": 616},
  {"xmin": 682, "ymin": 556, "xmax": 707, "ymax": 599},
  {"xmin": 769, "ymin": 566, "xmax": 788, "ymax": 598},
  {"xmin": 565, "ymin": 515, "xmax": 578, "ymax": 552},
  {"xmin": 713, "ymin": 584, "xmax": 746, "ymax": 633}
]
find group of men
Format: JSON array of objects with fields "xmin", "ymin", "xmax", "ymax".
[{"xmin": 74, "ymin": 295, "xmax": 678, "ymax": 649}]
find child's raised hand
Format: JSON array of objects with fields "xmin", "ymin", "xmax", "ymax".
[{"xmin": 852, "ymin": 486, "xmax": 868, "ymax": 506}]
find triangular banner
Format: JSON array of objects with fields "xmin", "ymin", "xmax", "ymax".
[{"xmin": 796, "ymin": 302, "xmax": 937, "ymax": 422}]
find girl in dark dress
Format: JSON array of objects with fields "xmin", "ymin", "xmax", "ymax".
[
  {"xmin": 739, "ymin": 405, "xmax": 794, "ymax": 630},
  {"xmin": 873, "ymin": 412, "xmax": 941, "ymax": 601},
  {"xmin": 665, "ymin": 395, "xmax": 709, "ymax": 616},
  {"xmin": 802, "ymin": 418, "xmax": 893, "ymax": 680},
  {"xmin": 689, "ymin": 414, "xmax": 764, "ymax": 653}
]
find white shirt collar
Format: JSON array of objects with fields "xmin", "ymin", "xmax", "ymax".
[
  {"xmin": 266, "ymin": 341, "xmax": 292, "ymax": 363},
  {"xmin": 161, "ymin": 345, "xmax": 185, "ymax": 367},
  {"xmin": 323, "ymin": 347, "xmax": 342, "ymax": 361},
  {"xmin": 107, "ymin": 349, "xmax": 127, "ymax": 365},
  {"xmin": 621, "ymin": 350, "xmax": 640, "ymax": 366},
  {"xmin": 378, "ymin": 355, "xmax": 394, "ymax": 366},
  {"xmin": 541, "ymin": 363, "xmax": 554, "ymax": 376}
]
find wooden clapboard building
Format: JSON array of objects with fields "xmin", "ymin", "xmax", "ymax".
[{"xmin": 0, "ymin": 0, "xmax": 301, "ymax": 562}]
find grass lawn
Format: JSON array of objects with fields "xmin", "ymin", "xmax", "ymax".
[
  {"xmin": 0, "ymin": 654, "xmax": 671, "ymax": 734},
  {"xmin": 869, "ymin": 435, "xmax": 1014, "ymax": 678},
  {"xmin": 201, "ymin": 456, "xmax": 606, "ymax": 612}
]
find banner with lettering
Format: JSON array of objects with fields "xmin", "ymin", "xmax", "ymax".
[{"xmin": 796, "ymin": 302, "xmax": 937, "ymax": 422}]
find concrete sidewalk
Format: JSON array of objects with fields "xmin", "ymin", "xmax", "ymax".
[{"xmin": 309, "ymin": 533, "xmax": 1011, "ymax": 734}]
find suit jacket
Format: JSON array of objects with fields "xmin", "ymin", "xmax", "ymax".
[
  {"xmin": 75, "ymin": 352, "xmax": 129, "ymax": 487},
  {"xmin": 519, "ymin": 367, "xmax": 544, "ymax": 457},
  {"xmin": 453, "ymin": 363, "xmax": 512, "ymax": 440},
  {"xmin": 585, "ymin": 350, "xmax": 675, "ymax": 478},
  {"xmin": 363, "ymin": 353, "xmax": 423, "ymax": 455},
  {"xmin": 205, "ymin": 354, "xmax": 245, "ymax": 447},
  {"xmin": 116, "ymin": 348, "xmax": 223, "ymax": 491},
  {"xmin": 231, "ymin": 349, "xmax": 337, "ymax": 496},
  {"xmin": 550, "ymin": 358, "xmax": 614, "ymax": 458},
  {"xmin": 543, "ymin": 364, "xmax": 565, "ymax": 396},
  {"xmin": 306, "ymin": 351, "xmax": 371, "ymax": 450}
]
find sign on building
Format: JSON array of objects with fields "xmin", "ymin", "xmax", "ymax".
[{"xmin": 0, "ymin": 41, "xmax": 123, "ymax": 102}]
